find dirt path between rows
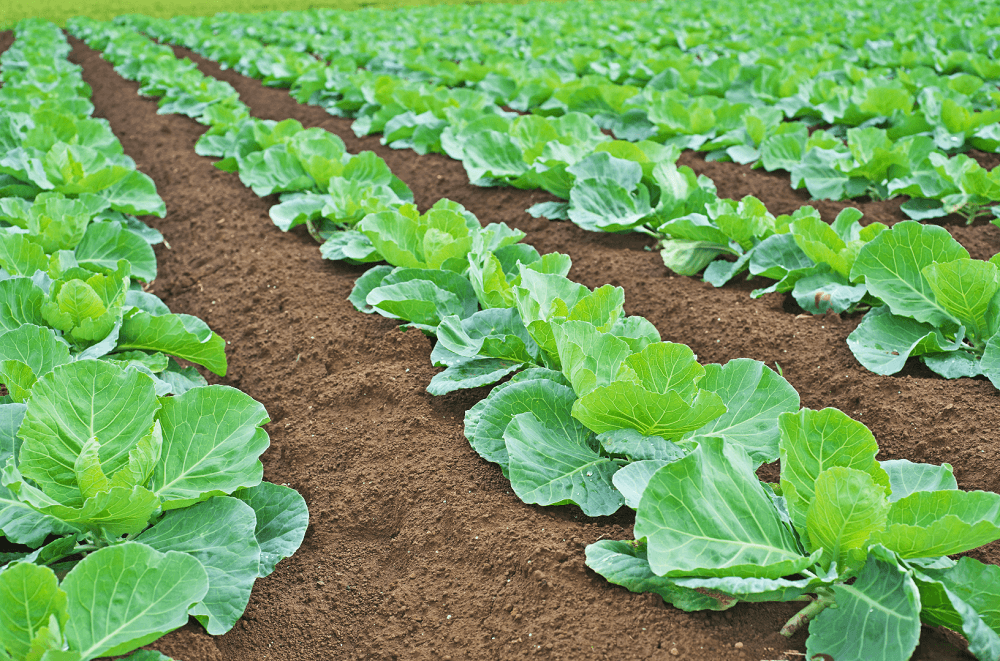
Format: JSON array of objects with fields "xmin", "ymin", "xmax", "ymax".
[{"xmin": 59, "ymin": 33, "xmax": 1000, "ymax": 660}]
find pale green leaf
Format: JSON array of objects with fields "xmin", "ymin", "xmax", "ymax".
[
  {"xmin": 659, "ymin": 240, "xmax": 727, "ymax": 277},
  {"xmin": 612, "ymin": 460, "xmax": 672, "ymax": 509},
  {"xmin": 573, "ymin": 383, "xmax": 726, "ymax": 438},
  {"xmin": 850, "ymin": 221, "xmax": 968, "ymax": 327},
  {"xmin": 673, "ymin": 574, "xmax": 822, "ymax": 604},
  {"xmin": 790, "ymin": 215, "xmax": 849, "ymax": 278},
  {"xmin": 880, "ymin": 459, "xmax": 957, "ymax": 503},
  {"xmin": 469, "ymin": 377, "xmax": 579, "ymax": 477},
  {"xmin": 31, "ymin": 485, "xmax": 160, "ymax": 537},
  {"xmin": 806, "ymin": 467, "xmax": 889, "ymax": 568},
  {"xmin": 584, "ymin": 540, "xmax": 730, "ymax": 611},
  {"xmin": 911, "ymin": 569, "xmax": 1000, "ymax": 661},
  {"xmin": 597, "ymin": 429, "xmax": 688, "ymax": 462},
  {"xmin": 791, "ymin": 269, "xmax": 867, "ymax": 315},
  {"xmin": 807, "ymin": 548, "xmax": 920, "ymax": 661},
  {"xmin": 923, "ymin": 258, "xmax": 1000, "ymax": 342},
  {"xmin": 552, "ymin": 320, "xmax": 632, "ymax": 396},
  {"xmin": 0, "ymin": 360, "xmax": 35, "ymax": 404},
  {"xmin": 0, "ymin": 325, "xmax": 70, "ymax": 378},
  {"xmin": 135, "ymin": 497, "xmax": 260, "ymax": 635},
  {"xmin": 75, "ymin": 222, "xmax": 156, "ymax": 283},
  {"xmin": 348, "ymin": 265, "xmax": 393, "ymax": 314},
  {"xmin": 0, "ymin": 235, "xmax": 47, "ymax": 277},
  {"xmin": 0, "ymin": 278, "xmax": 45, "ymax": 332},
  {"xmin": 150, "ymin": 386, "xmax": 269, "ymax": 510},
  {"xmin": 621, "ymin": 342, "xmax": 705, "ymax": 400},
  {"xmin": 779, "ymin": 407, "xmax": 890, "ymax": 535},
  {"xmin": 118, "ymin": 310, "xmax": 227, "ymax": 377},
  {"xmin": 871, "ymin": 489, "xmax": 1000, "ymax": 558},
  {"xmin": 919, "ymin": 556, "xmax": 1000, "ymax": 634},
  {"xmin": 635, "ymin": 436, "xmax": 815, "ymax": 579},
  {"xmin": 17, "ymin": 360, "xmax": 160, "ymax": 506},
  {"xmin": 505, "ymin": 412, "xmax": 623, "ymax": 516},
  {"xmin": 109, "ymin": 421, "xmax": 162, "ymax": 490},
  {"xmin": 426, "ymin": 358, "xmax": 523, "ymax": 395},
  {"xmin": 683, "ymin": 359, "xmax": 799, "ymax": 465},
  {"xmin": 73, "ymin": 437, "xmax": 110, "ymax": 500},
  {"xmin": 847, "ymin": 306, "xmax": 966, "ymax": 375},
  {"xmin": 62, "ymin": 542, "xmax": 208, "ymax": 659},
  {"xmin": 233, "ymin": 482, "xmax": 309, "ymax": 578},
  {"xmin": 0, "ymin": 562, "xmax": 68, "ymax": 661}
]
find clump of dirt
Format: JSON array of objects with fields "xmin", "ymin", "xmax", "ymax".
[{"xmin": 52, "ymin": 33, "xmax": 999, "ymax": 661}]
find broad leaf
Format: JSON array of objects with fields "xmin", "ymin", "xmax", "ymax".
[
  {"xmin": 791, "ymin": 269, "xmax": 867, "ymax": 314},
  {"xmin": 29, "ymin": 485, "xmax": 160, "ymax": 538},
  {"xmin": 61, "ymin": 542, "xmax": 209, "ymax": 659},
  {"xmin": 552, "ymin": 320, "xmax": 632, "ymax": 396},
  {"xmin": 851, "ymin": 221, "xmax": 968, "ymax": 327},
  {"xmin": 505, "ymin": 412, "xmax": 623, "ymax": 516},
  {"xmin": 436, "ymin": 308, "xmax": 538, "ymax": 365},
  {"xmin": 135, "ymin": 497, "xmax": 260, "ymax": 635},
  {"xmin": 0, "ymin": 562, "xmax": 68, "ymax": 661},
  {"xmin": 118, "ymin": 310, "xmax": 227, "ymax": 376},
  {"xmin": 366, "ymin": 268, "xmax": 478, "ymax": 331},
  {"xmin": 659, "ymin": 239, "xmax": 727, "ymax": 277},
  {"xmin": 807, "ymin": 548, "xmax": 921, "ymax": 661},
  {"xmin": 348, "ymin": 265, "xmax": 393, "ymax": 314},
  {"xmin": 778, "ymin": 407, "xmax": 890, "ymax": 535},
  {"xmin": 75, "ymin": 222, "xmax": 156, "ymax": 283},
  {"xmin": 234, "ymin": 482, "xmax": 309, "ymax": 578},
  {"xmin": 922, "ymin": 258, "xmax": 1000, "ymax": 342},
  {"xmin": 469, "ymin": 377, "xmax": 579, "ymax": 477},
  {"xmin": 683, "ymin": 359, "xmax": 798, "ymax": 465},
  {"xmin": 806, "ymin": 467, "xmax": 889, "ymax": 569},
  {"xmin": 919, "ymin": 557, "xmax": 1000, "ymax": 634},
  {"xmin": 17, "ymin": 360, "xmax": 160, "ymax": 506},
  {"xmin": 871, "ymin": 489, "xmax": 1000, "ymax": 558},
  {"xmin": 612, "ymin": 460, "xmax": 672, "ymax": 509},
  {"xmin": 635, "ymin": 436, "xmax": 816, "ymax": 579},
  {"xmin": 673, "ymin": 574, "xmax": 823, "ymax": 604},
  {"xmin": 0, "ymin": 235, "xmax": 48, "ymax": 277},
  {"xmin": 150, "ymin": 386, "xmax": 269, "ymax": 510},
  {"xmin": 847, "ymin": 306, "xmax": 966, "ymax": 375},
  {"xmin": 573, "ymin": 383, "xmax": 725, "ymax": 438},
  {"xmin": 585, "ymin": 540, "xmax": 729, "ymax": 611},
  {"xmin": 0, "ymin": 325, "xmax": 70, "ymax": 378},
  {"xmin": 0, "ymin": 278, "xmax": 45, "ymax": 332},
  {"xmin": 912, "ymin": 567, "xmax": 1000, "ymax": 661},
  {"xmin": 597, "ymin": 429, "xmax": 688, "ymax": 462},
  {"xmin": 427, "ymin": 358, "xmax": 523, "ymax": 395},
  {"xmin": 881, "ymin": 459, "xmax": 957, "ymax": 503}
]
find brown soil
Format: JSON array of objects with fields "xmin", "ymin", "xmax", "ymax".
[{"xmin": 48, "ymin": 33, "xmax": 1000, "ymax": 661}]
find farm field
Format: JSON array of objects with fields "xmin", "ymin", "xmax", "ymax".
[
  {"xmin": 0, "ymin": 0, "xmax": 501, "ymax": 30},
  {"xmin": 2, "ymin": 2, "xmax": 1000, "ymax": 660}
]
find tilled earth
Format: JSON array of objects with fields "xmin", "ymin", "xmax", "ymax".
[{"xmin": 11, "ymin": 29, "xmax": 994, "ymax": 660}]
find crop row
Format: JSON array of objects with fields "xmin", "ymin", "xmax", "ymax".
[
  {"xmin": 122, "ymin": 4, "xmax": 1000, "ymax": 224},
  {"xmin": 0, "ymin": 20, "xmax": 307, "ymax": 661},
  {"xmin": 63, "ymin": 16, "xmax": 1000, "ymax": 660},
  {"xmin": 89, "ymin": 12, "xmax": 1000, "ymax": 391}
]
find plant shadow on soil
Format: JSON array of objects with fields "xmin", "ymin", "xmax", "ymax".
[{"xmin": 14, "ymin": 29, "xmax": 993, "ymax": 660}]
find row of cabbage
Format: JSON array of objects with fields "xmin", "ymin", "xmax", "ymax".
[
  {"xmin": 67, "ymin": 16, "xmax": 1000, "ymax": 661},
  {"xmin": 185, "ymin": 0, "xmax": 1000, "ymax": 89},
  {"xmin": 119, "ymin": 2, "xmax": 1000, "ymax": 225},
  {"xmin": 73, "ymin": 13, "xmax": 1000, "ymax": 389},
  {"xmin": 0, "ymin": 19, "xmax": 307, "ymax": 661}
]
